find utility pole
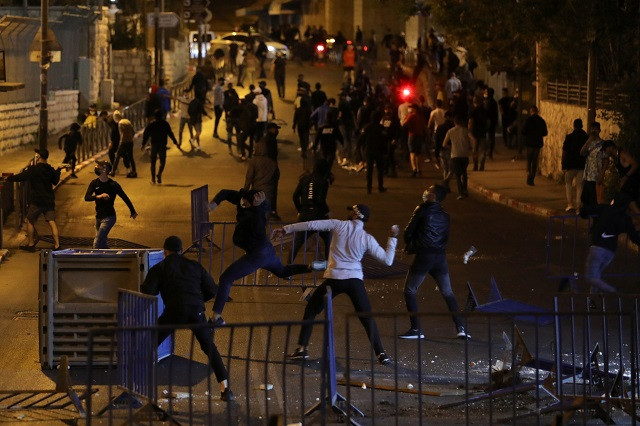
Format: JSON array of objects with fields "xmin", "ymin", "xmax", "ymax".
[
  {"xmin": 154, "ymin": 0, "xmax": 160, "ymax": 84},
  {"xmin": 586, "ymin": 37, "xmax": 597, "ymax": 129},
  {"xmin": 159, "ymin": 0, "xmax": 165, "ymax": 83},
  {"xmin": 38, "ymin": 0, "xmax": 49, "ymax": 150}
]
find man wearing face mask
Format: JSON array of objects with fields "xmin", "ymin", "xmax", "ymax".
[
  {"xmin": 5, "ymin": 149, "xmax": 63, "ymax": 251},
  {"xmin": 208, "ymin": 189, "xmax": 319, "ymax": 325},
  {"xmin": 84, "ymin": 161, "xmax": 138, "ymax": 249}
]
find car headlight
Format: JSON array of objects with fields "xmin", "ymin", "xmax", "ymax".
[{"xmin": 267, "ymin": 45, "xmax": 275, "ymax": 52}]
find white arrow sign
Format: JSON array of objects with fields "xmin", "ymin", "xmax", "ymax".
[{"xmin": 146, "ymin": 12, "xmax": 180, "ymax": 28}]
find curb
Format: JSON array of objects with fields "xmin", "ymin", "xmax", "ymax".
[{"xmin": 468, "ymin": 180, "xmax": 562, "ymax": 218}]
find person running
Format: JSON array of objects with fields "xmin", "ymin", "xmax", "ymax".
[
  {"xmin": 111, "ymin": 110, "xmax": 137, "ymax": 178},
  {"xmin": 188, "ymin": 97, "xmax": 210, "ymax": 152},
  {"xmin": 84, "ymin": 161, "xmax": 138, "ymax": 249},
  {"xmin": 57, "ymin": 122, "xmax": 83, "ymax": 178},
  {"xmin": 272, "ymin": 204, "xmax": 399, "ymax": 365},
  {"xmin": 141, "ymin": 236, "xmax": 234, "ymax": 402},
  {"xmin": 141, "ymin": 109, "xmax": 179, "ymax": 184},
  {"xmin": 208, "ymin": 189, "xmax": 317, "ymax": 324},
  {"xmin": 5, "ymin": 149, "xmax": 63, "ymax": 251},
  {"xmin": 398, "ymin": 185, "xmax": 470, "ymax": 340},
  {"xmin": 212, "ymin": 78, "xmax": 225, "ymax": 139}
]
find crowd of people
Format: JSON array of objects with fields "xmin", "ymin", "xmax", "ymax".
[{"xmin": 3, "ymin": 21, "xmax": 639, "ymax": 404}]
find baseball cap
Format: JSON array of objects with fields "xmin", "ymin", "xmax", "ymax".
[
  {"xmin": 267, "ymin": 122, "xmax": 281, "ymax": 130},
  {"xmin": 34, "ymin": 148, "xmax": 49, "ymax": 160},
  {"xmin": 163, "ymin": 236, "xmax": 183, "ymax": 252},
  {"xmin": 347, "ymin": 204, "xmax": 370, "ymax": 222}
]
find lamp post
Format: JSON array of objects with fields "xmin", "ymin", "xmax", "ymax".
[{"xmin": 39, "ymin": 0, "xmax": 49, "ymax": 150}]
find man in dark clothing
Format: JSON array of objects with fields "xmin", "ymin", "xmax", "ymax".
[
  {"xmin": 208, "ymin": 189, "xmax": 314, "ymax": 323},
  {"xmin": 521, "ymin": 105, "xmax": 548, "ymax": 186},
  {"xmin": 436, "ymin": 111, "xmax": 455, "ymax": 190},
  {"xmin": 293, "ymin": 97, "xmax": 312, "ymax": 158},
  {"xmin": 484, "ymin": 88, "xmax": 499, "ymax": 158},
  {"xmin": 297, "ymin": 74, "xmax": 311, "ymax": 96},
  {"xmin": 469, "ymin": 97, "xmax": 488, "ymax": 171},
  {"xmin": 337, "ymin": 93, "xmax": 356, "ymax": 163},
  {"xmin": 103, "ymin": 113, "xmax": 121, "ymax": 167},
  {"xmin": 188, "ymin": 97, "xmax": 210, "ymax": 152},
  {"xmin": 258, "ymin": 80, "xmax": 276, "ymax": 119},
  {"xmin": 84, "ymin": 161, "xmax": 137, "ymax": 248},
  {"xmin": 498, "ymin": 88, "xmax": 514, "ymax": 148},
  {"xmin": 5, "ymin": 149, "xmax": 62, "ymax": 251},
  {"xmin": 289, "ymin": 159, "xmax": 332, "ymax": 261},
  {"xmin": 141, "ymin": 236, "xmax": 234, "ymax": 402},
  {"xmin": 237, "ymin": 98, "xmax": 258, "ymax": 160},
  {"xmin": 399, "ymin": 185, "xmax": 470, "ymax": 340},
  {"xmin": 380, "ymin": 105, "xmax": 401, "ymax": 178},
  {"xmin": 244, "ymin": 123, "xmax": 281, "ymax": 220},
  {"xmin": 311, "ymin": 82, "xmax": 327, "ymax": 112},
  {"xmin": 187, "ymin": 66, "xmax": 209, "ymax": 102},
  {"xmin": 223, "ymin": 83, "xmax": 240, "ymax": 151},
  {"xmin": 58, "ymin": 122, "xmax": 83, "ymax": 178},
  {"xmin": 142, "ymin": 110, "xmax": 179, "ymax": 184},
  {"xmin": 312, "ymin": 110, "xmax": 343, "ymax": 172},
  {"xmin": 562, "ymin": 118, "xmax": 588, "ymax": 212},
  {"xmin": 228, "ymin": 42, "xmax": 239, "ymax": 74},
  {"xmin": 585, "ymin": 193, "xmax": 640, "ymax": 294},
  {"xmin": 256, "ymin": 40, "xmax": 269, "ymax": 78},
  {"xmin": 273, "ymin": 53, "xmax": 287, "ymax": 98},
  {"xmin": 358, "ymin": 111, "xmax": 387, "ymax": 194}
]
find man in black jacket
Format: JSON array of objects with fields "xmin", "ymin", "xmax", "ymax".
[
  {"xmin": 6, "ymin": 149, "xmax": 63, "ymax": 251},
  {"xmin": 244, "ymin": 123, "xmax": 281, "ymax": 220},
  {"xmin": 585, "ymin": 193, "xmax": 640, "ymax": 294},
  {"xmin": 142, "ymin": 110, "xmax": 179, "ymax": 184},
  {"xmin": 141, "ymin": 236, "xmax": 233, "ymax": 402},
  {"xmin": 358, "ymin": 111, "xmax": 387, "ymax": 193},
  {"xmin": 208, "ymin": 189, "xmax": 315, "ymax": 324},
  {"xmin": 562, "ymin": 118, "xmax": 588, "ymax": 212},
  {"xmin": 399, "ymin": 185, "xmax": 469, "ymax": 340},
  {"xmin": 522, "ymin": 105, "xmax": 548, "ymax": 186},
  {"xmin": 289, "ymin": 159, "xmax": 332, "ymax": 261}
]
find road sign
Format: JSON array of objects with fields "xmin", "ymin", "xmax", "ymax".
[{"xmin": 146, "ymin": 12, "xmax": 180, "ymax": 28}]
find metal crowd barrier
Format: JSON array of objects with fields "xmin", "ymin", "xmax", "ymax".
[
  {"xmin": 78, "ymin": 119, "xmax": 110, "ymax": 162},
  {"xmin": 545, "ymin": 214, "xmax": 640, "ymax": 279},
  {"xmin": 187, "ymin": 185, "xmax": 209, "ymax": 253},
  {"xmin": 197, "ymin": 221, "xmax": 326, "ymax": 288},
  {"xmin": 85, "ymin": 318, "xmax": 330, "ymax": 425}
]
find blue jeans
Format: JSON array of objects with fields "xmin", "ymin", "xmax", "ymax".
[
  {"xmin": 585, "ymin": 245, "xmax": 616, "ymax": 293},
  {"xmin": 213, "ymin": 244, "xmax": 309, "ymax": 314},
  {"xmin": 403, "ymin": 253, "xmax": 462, "ymax": 330},
  {"xmin": 94, "ymin": 216, "xmax": 116, "ymax": 249}
]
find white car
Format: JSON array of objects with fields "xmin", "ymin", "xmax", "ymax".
[{"xmin": 210, "ymin": 32, "xmax": 289, "ymax": 59}]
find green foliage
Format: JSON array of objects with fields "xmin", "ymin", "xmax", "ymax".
[{"xmin": 110, "ymin": 15, "xmax": 145, "ymax": 50}]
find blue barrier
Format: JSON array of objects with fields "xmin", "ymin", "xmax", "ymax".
[
  {"xmin": 186, "ymin": 185, "xmax": 210, "ymax": 253},
  {"xmin": 304, "ymin": 286, "xmax": 364, "ymax": 422}
]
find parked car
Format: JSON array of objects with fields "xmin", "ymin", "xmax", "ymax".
[{"xmin": 210, "ymin": 32, "xmax": 290, "ymax": 59}]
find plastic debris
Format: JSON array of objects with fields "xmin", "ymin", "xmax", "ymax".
[
  {"xmin": 407, "ymin": 384, "xmax": 414, "ymax": 390},
  {"xmin": 361, "ymin": 383, "xmax": 367, "ymax": 389},
  {"xmin": 463, "ymin": 246, "xmax": 478, "ymax": 264},
  {"xmin": 259, "ymin": 384, "xmax": 274, "ymax": 391}
]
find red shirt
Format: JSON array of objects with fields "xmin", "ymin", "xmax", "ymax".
[{"xmin": 343, "ymin": 49, "xmax": 356, "ymax": 68}]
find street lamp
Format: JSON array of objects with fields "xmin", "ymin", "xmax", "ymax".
[{"xmin": 28, "ymin": 0, "xmax": 62, "ymax": 150}]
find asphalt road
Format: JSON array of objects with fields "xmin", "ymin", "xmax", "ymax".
[{"xmin": 0, "ymin": 62, "xmax": 604, "ymax": 423}]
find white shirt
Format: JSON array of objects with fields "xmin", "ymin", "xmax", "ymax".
[
  {"xmin": 398, "ymin": 102, "xmax": 410, "ymax": 123},
  {"xmin": 428, "ymin": 107, "xmax": 446, "ymax": 130},
  {"xmin": 283, "ymin": 219, "xmax": 397, "ymax": 280},
  {"xmin": 253, "ymin": 94, "xmax": 268, "ymax": 122}
]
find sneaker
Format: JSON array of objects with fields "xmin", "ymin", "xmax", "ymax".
[
  {"xmin": 126, "ymin": 172, "xmax": 137, "ymax": 178},
  {"xmin": 565, "ymin": 205, "xmax": 574, "ymax": 212},
  {"xmin": 310, "ymin": 260, "xmax": 328, "ymax": 271},
  {"xmin": 221, "ymin": 388, "xmax": 234, "ymax": 402},
  {"xmin": 213, "ymin": 132, "xmax": 219, "ymax": 139},
  {"xmin": 156, "ymin": 175, "xmax": 162, "ymax": 184},
  {"xmin": 457, "ymin": 195, "xmax": 463, "ymax": 200},
  {"xmin": 377, "ymin": 352, "xmax": 391, "ymax": 365},
  {"xmin": 287, "ymin": 348, "xmax": 309, "ymax": 360},
  {"xmin": 70, "ymin": 173, "xmax": 78, "ymax": 178},
  {"xmin": 398, "ymin": 328, "xmax": 425, "ymax": 340},
  {"xmin": 457, "ymin": 326, "xmax": 471, "ymax": 340},
  {"xmin": 212, "ymin": 316, "xmax": 225, "ymax": 326}
]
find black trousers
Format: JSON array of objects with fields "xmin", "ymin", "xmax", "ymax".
[
  {"xmin": 450, "ymin": 157, "xmax": 469, "ymax": 196},
  {"xmin": 526, "ymin": 147, "xmax": 540, "ymax": 182},
  {"xmin": 275, "ymin": 75, "xmax": 285, "ymax": 98},
  {"xmin": 213, "ymin": 106, "xmax": 223, "ymax": 135},
  {"xmin": 63, "ymin": 151, "xmax": 77, "ymax": 173},
  {"xmin": 298, "ymin": 278, "xmax": 385, "ymax": 356},
  {"xmin": 297, "ymin": 125, "xmax": 310, "ymax": 154},
  {"xmin": 113, "ymin": 142, "xmax": 136, "ymax": 173},
  {"xmin": 157, "ymin": 308, "xmax": 228, "ymax": 383},
  {"xmin": 150, "ymin": 146, "xmax": 166, "ymax": 179},
  {"xmin": 366, "ymin": 154, "xmax": 385, "ymax": 190}
]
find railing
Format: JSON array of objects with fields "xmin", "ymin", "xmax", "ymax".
[
  {"xmin": 78, "ymin": 119, "xmax": 110, "ymax": 162},
  {"xmin": 545, "ymin": 80, "xmax": 629, "ymax": 110}
]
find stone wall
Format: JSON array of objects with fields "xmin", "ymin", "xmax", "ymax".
[
  {"xmin": 539, "ymin": 100, "xmax": 619, "ymax": 181},
  {"xmin": 112, "ymin": 50, "xmax": 152, "ymax": 105},
  {"xmin": 0, "ymin": 90, "xmax": 79, "ymax": 154},
  {"xmin": 162, "ymin": 37, "xmax": 190, "ymax": 85},
  {"xmin": 91, "ymin": 8, "xmax": 112, "ymax": 104}
]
